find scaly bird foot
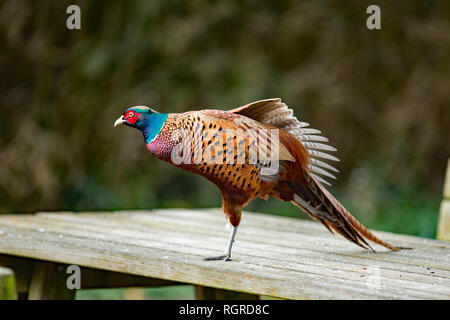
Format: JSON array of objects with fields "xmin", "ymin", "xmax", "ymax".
[{"xmin": 204, "ymin": 254, "xmax": 231, "ymax": 261}]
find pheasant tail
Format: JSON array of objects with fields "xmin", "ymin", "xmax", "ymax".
[{"xmin": 289, "ymin": 171, "xmax": 401, "ymax": 251}]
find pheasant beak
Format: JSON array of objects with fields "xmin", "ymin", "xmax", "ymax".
[{"xmin": 114, "ymin": 115, "xmax": 125, "ymax": 127}]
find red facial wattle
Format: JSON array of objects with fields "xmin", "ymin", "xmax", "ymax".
[{"xmin": 124, "ymin": 111, "xmax": 138, "ymax": 124}]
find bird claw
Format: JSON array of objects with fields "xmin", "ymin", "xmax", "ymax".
[{"xmin": 204, "ymin": 254, "xmax": 231, "ymax": 261}]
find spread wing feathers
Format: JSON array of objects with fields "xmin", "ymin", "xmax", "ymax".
[
  {"xmin": 230, "ymin": 98, "xmax": 339, "ymax": 186},
  {"xmin": 289, "ymin": 172, "xmax": 400, "ymax": 251},
  {"xmin": 189, "ymin": 110, "xmax": 295, "ymax": 181}
]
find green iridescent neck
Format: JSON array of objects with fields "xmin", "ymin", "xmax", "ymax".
[{"xmin": 141, "ymin": 113, "xmax": 168, "ymax": 144}]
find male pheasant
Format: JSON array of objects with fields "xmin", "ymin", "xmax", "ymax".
[{"xmin": 114, "ymin": 98, "xmax": 402, "ymax": 261}]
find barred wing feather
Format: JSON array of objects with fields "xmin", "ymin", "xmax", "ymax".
[{"xmin": 230, "ymin": 98, "xmax": 339, "ymax": 186}]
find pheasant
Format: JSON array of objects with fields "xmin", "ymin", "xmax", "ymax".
[{"xmin": 114, "ymin": 98, "xmax": 402, "ymax": 261}]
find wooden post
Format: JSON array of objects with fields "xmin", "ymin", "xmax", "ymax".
[
  {"xmin": 28, "ymin": 261, "xmax": 76, "ymax": 300},
  {"xmin": 444, "ymin": 159, "xmax": 450, "ymax": 200},
  {"xmin": 0, "ymin": 266, "xmax": 17, "ymax": 300},
  {"xmin": 0, "ymin": 254, "xmax": 33, "ymax": 299},
  {"xmin": 437, "ymin": 159, "xmax": 450, "ymax": 241}
]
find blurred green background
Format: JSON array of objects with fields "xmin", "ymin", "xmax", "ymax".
[{"xmin": 1, "ymin": 0, "xmax": 449, "ymax": 299}]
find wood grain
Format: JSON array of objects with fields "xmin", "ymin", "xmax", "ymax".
[{"xmin": 0, "ymin": 209, "xmax": 449, "ymax": 299}]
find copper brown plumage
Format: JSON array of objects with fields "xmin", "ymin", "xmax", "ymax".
[{"xmin": 115, "ymin": 98, "xmax": 403, "ymax": 260}]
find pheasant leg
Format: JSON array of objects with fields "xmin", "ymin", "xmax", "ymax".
[{"xmin": 204, "ymin": 226, "xmax": 238, "ymax": 261}]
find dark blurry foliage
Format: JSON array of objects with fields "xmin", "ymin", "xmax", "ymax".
[{"xmin": 0, "ymin": 0, "xmax": 449, "ymax": 237}]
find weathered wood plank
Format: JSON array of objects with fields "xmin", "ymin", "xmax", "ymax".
[
  {"xmin": 2, "ymin": 216, "xmax": 448, "ymax": 291},
  {"xmin": 63, "ymin": 208, "xmax": 447, "ymax": 251},
  {"xmin": 32, "ymin": 210, "xmax": 450, "ymax": 268},
  {"xmin": 35, "ymin": 209, "xmax": 449, "ymax": 256},
  {"xmin": 7, "ymin": 211, "xmax": 450, "ymax": 282},
  {"xmin": 0, "ymin": 210, "xmax": 449, "ymax": 299},
  {"xmin": 0, "ymin": 266, "xmax": 17, "ymax": 300},
  {"xmin": 437, "ymin": 200, "xmax": 450, "ymax": 241},
  {"xmin": 2, "ymin": 212, "xmax": 450, "ymax": 298}
]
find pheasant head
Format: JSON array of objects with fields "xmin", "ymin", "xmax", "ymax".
[{"xmin": 114, "ymin": 106, "xmax": 168, "ymax": 143}]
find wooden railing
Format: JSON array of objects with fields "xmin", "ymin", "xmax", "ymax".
[{"xmin": 0, "ymin": 205, "xmax": 449, "ymax": 300}]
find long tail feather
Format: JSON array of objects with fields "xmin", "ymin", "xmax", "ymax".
[{"xmin": 289, "ymin": 172, "xmax": 401, "ymax": 251}]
